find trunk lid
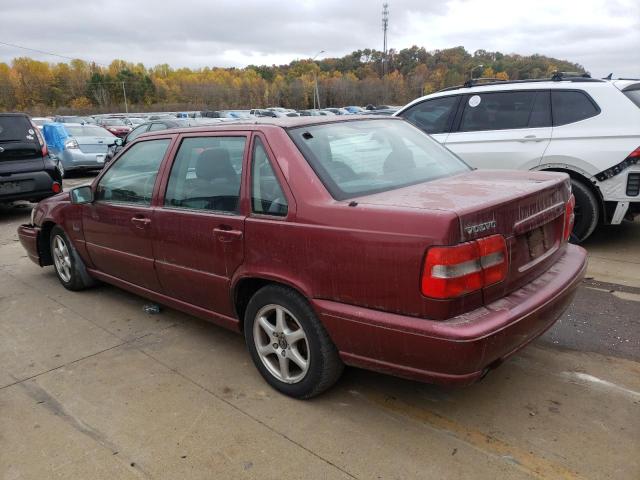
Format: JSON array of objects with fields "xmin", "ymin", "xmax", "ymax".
[
  {"xmin": 355, "ymin": 169, "xmax": 571, "ymax": 303},
  {"xmin": 75, "ymin": 135, "xmax": 113, "ymax": 154}
]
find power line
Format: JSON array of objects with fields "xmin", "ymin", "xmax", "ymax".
[{"xmin": 0, "ymin": 40, "xmax": 109, "ymax": 67}]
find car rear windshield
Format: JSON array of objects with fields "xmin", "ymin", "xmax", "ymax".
[
  {"xmin": 289, "ymin": 119, "xmax": 470, "ymax": 200},
  {"xmin": 0, "ymin": 116, "xmax": 37, "ymax": 142},
  {"xmin": 66, "ymin": 125, "xmax": 115, "ymax": 137}
]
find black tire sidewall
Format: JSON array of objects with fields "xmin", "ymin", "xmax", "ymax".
[
  {"xmin": 570, "ymin": 179, "xmax": 599, "ymax": 243},
  {"xmin": 244, "ymin": 286, "xmax": 331, "ymax": 398}
]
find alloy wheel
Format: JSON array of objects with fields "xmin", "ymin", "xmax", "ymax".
[
  {"xmin": 52, "ymin": 234, "xmax": 72, "ymax": 283},
  {"xmin": 252, "ymin": 304, "xmax": 310, "ymax": 384}
]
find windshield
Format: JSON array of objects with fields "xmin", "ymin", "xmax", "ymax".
[
  {"xmin": 31, "ymin": 118, "xmax": 52, "ymax": 126},
  {"xmin": 103, "ymin": 118, "xmax": 126, "ymax": 126},
  {"xmin": 289, "ymin": 119, "xmax": 470, "ymax": 200},
  {"xmin": 127, "ymin": 117, "xmax": 145, "ymax": 124},
  {"xmin": 66, "ymin": 125, "xmax": 116, "ymax": 137},
  {"xmin": 227, "ymin": 111, "xmax": 252, "ymax": 119}
]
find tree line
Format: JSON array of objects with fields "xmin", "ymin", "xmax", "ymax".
[{"xmin": 0, "ymin": 46, "xmax": 584, "ymax": 114}]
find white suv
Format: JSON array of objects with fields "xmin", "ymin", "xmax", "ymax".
[{"xmin": 395, "ymin": 76, "xmax": 640, "ymax": 242}]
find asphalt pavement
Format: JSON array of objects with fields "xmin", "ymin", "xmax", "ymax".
[{"xmin": 1, "ymin": 174, "xmax": 638, "ymax": 480}]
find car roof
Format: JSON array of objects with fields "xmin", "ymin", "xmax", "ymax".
[{"xmin": 136, "ymin": 115, "xmax": 404, "ymax": 139}]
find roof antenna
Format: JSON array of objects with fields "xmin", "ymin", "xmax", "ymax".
[{"xmin": 604, "ymin": 73, "xmax": 613, "ymax": 80}]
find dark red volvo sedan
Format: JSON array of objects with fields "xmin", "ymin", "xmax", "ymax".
[{"xmin": 18, "ymin": 116, "xmax": 587, "ymax": 398}]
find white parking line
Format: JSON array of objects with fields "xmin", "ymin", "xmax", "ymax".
[{"xmin": 562, "ymin": 371, "xmax": 640, "ymax": 399}]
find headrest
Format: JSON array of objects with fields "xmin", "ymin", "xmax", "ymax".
[{"xmin": 195, "ymin": 148, "xmax": 237, "ymax": 181}]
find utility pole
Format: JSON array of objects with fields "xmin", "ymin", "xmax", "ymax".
[
  {"xmin": 312, "ymin": 50, "xmax": 325, "ymax": 109},
  {"xmin": 121, "ymin": 81, "xmax": 128, "ymax": 113},
  {"xmin": 382, "ymin": 3, "xmax": 389, "ymax": 77}
]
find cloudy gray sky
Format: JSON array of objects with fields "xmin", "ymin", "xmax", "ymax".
[{"xmin": 1, "ymin": 0, "xmax": 638, "ymax": 77}]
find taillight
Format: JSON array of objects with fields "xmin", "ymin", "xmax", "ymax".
[
  {"xmin": 421, "ymin": 234, "xmax": 508, "ymax": 299},
  {"xmin": 31, "ymin": 121, "xmax": 48, "ymax": 157},
  {"xmin": 64, "ymin": 138, "xmax": 80, "ymax": 149},
  {"xmin": 594, "ymin": 147, "xmax": 640, "ymax": 181},
  {"xmin": 563, "ymin": 194, "xmax": 575, "ymax": 242},
  {"xmin": 52, "ymin": 182, "xmax": 61, "ymax": 193},
  {"xmin": 477, "ymin": 234, "xmax": 508, "ymax": 286}
]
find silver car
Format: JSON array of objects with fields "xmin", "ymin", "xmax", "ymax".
[{"xmin": 46, "ymin": 123, "xmax": 117, "ymax": 174}]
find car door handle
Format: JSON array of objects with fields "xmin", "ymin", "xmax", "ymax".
[
  {"xmin": 214, "ymin": 227, "xmax": 243, "ymax": 242},
  {"xmin": 519, "ymin": 135, "xmax": 540, "ymax": 142},
  {"xmin": 131, "ymin": 216, "xmax": 151, "ymax": 228}
]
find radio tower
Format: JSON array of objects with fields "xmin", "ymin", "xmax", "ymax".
[{"xmin": 382, "ymin": 2, "xmax": 389, "ymax": 76}]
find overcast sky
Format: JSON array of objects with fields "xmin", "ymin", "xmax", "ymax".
[{"xmin": 1, "ymin": 0, "xmax": 638, "ymax": 78}]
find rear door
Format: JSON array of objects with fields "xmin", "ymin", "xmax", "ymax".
[
  {"xmin": 152, "ymin": 132, "xmax": 249, "ymax": 317},
  {"xmin": 82, "ymin": 137, "xmax": 172, "ymax": 291},
  {"xmin": 0, "ymin": 115, "xmax": 44, "ymax": 175},
  {"xmin": 444, "ymin": 90, "xmax": 552, "ymax": 170}
]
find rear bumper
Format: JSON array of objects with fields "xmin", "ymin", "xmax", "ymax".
[
  {"xmin": 18, "ymin": 224, "xmax": 42, "ymax": 266},
  {"xmin": 315, "ymin": 244, "xmax": 587, "ymax": 386},
  {"xmin": 59, "ymin": 150, "xmax": 107, "ymax": 170},
  {"xmin": 0, "ymin": 171, "xmax": 57, "ymax": 202}
]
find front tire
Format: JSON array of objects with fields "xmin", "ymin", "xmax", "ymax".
[
  {"xmin": 244, "ymin": 285, "xmax": 343, "ymax": 399},
  {"xmin": 570, "ymin": 179, "xmax": 599, "ymax": 243},
  {"xmin": 50, "ymin": 226, "xmax": 97, "ymax": 291}
]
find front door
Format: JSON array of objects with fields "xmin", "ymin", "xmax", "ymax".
[
  {"xmin": 444, "ymin": 90, "xmax": 552, "ymax": 170},
  {"xmin": 152, "ymin": 133, "xmax": 248, "ymax": 316},
  {"xmin": 82, "ymin": 138, "xmax": 172, "ymax": 291}
]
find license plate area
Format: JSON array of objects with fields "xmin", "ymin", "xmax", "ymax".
[
  {"xmin": 526, "ymin": 226, "xmax": 549, "ymax": 260},
  {"xmin": 0, "ymin": 180, "xmax": 33, "ymax": 194}
]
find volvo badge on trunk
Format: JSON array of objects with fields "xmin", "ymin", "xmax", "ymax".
[{"xmin": 465, "ymin": 220, "xmax": 497, "ymax": 235}]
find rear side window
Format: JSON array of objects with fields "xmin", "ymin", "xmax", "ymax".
[
  {"xmin": 623, "ymin": 88, "xmax": 640, "ymax": 108},
  {"xmin": 400, "ymin": 96, "xmax": 459, "ymax": 134},
  {"xmin": 551, "ymin": 91, "xmax": 599, "ymax": 126},
  {"xmin": 164, "ymin": 136, "xmax": 246, "ymax": 213},
  {"xmin": 459, "ymin": 91, "xmax": 538, "ymax": 132},
  {"xmin": 251, "ymin": 138, "xmax": 288, "ymax": 216},
  {"xmin": 0, "ymin": 116, "xmax": 37, "ymax": 143}
]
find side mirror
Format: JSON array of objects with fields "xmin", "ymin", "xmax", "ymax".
[
  {"xmin": 114, "ymin": 137, "xmax": 123, "ymax": 146},
  {"xmin": 70, "ymin": 185, "xmax": 94, "ymax": 204}
]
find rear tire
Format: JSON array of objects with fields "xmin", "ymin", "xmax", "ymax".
[
  {"xmin": 50, "ymin": 226, "xmax": 97, "ymax": 291},
  {"xmin": 244, "ymin": 285, "xmax": 343, "ymax": 399},
  {"xmin": 570, "ymin": 179, "xmax": 599, "ymax": 243}
]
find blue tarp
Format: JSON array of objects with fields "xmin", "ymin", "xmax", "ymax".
[{"xmin": 42, "ymin": 123, "xmax": 69, "ymax": 152}]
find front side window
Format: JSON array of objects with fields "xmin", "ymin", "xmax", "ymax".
[
  {"xmin": 552, "ymin": 90, "xmax": 600, "ymax": 126},
  {"xmin": 459, "ymin": 91, "xmax": 538, "ymax": 132},
  {"xmin": 401, "ymin": 96, "xmax": 459, "ymax": 134},
  {"xmin": 289, "ymin": 119, "xmax": 469, "ymax": 200},
  {"xmin": 96, "ymin": 139, "xmax": 170, "ymax": 205},
  {"xmin": 164, "ymin": 136, "xmax": 246, "ymax": 213},
  {"xmin": 251, "ymin": 138, "xmax": 288, "ymax": 216},
  {"xmin": 127, "ymin": 124, "xmax": 150, "ymax": 142},
  {"xmin": 148, "ymin": 123, "xmax": 168, "ymax": 132}
]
